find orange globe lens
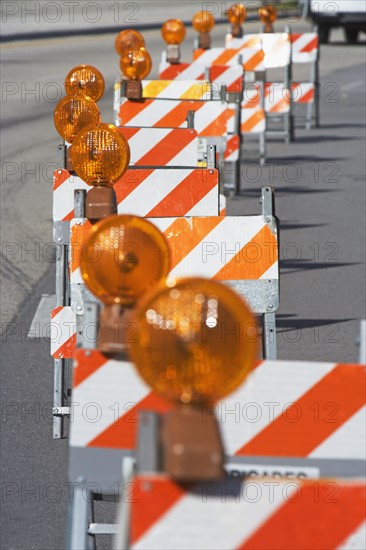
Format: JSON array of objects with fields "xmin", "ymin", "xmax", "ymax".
[
  {"xmin": 227, "ymin": 3, "xmax": 247, "ymax": 24},
  {"xmin": 69, "ymin": 123, "xmax": 130, "ymax": 186},
  {"xmin": 259, "ymin": 6, "xmax": 277, "ymax": 24},
  {"xmin": 161, "ymin": 19, "xmax": 186, "ymax": 45},
  {"xmin": 80, "ymin": 215, "xmax": 170, "ymax": 306},
  {"xmin": 120, "ymin": 47, "xmax": 152, "ymax": 80},
  {"xmin": 65, "ymin": 64, "xmax": 105, "ymax": 102},
  {"xmin": 129, "ymin": 278, "xmax": 258, "ymax": 405},
  {"xmin": 115, "ymin": 29, "xmax": 145, "ymax": 56},
  {"xmin": 53, "ymin": 95, "xmax": 100, "ymax": 143},
  {"xmin": 192, "ymin": 10, "xmax": 215, "ymax": 33}
]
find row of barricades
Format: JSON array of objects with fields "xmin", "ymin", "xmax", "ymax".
[{"xmin": 44, "ymin": 5, "xmax": 366, "ymax": 549}]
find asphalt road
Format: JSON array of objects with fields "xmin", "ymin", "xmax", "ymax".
[{"xmin": 1, "ymin": 19, "xmax": 365, "ymax": 550}]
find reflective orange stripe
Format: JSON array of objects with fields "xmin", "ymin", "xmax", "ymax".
[
  {"xmin": 88, "ymin": 392, "xmax": 173, "ymax": 450},
  {"xmin": 146, "ymin": 170, "xmax": 218, "ymax": 217},
  {"xmin": 244, "ymin": 50, "xmax": 265, "ymax": 71},
  {"xmin": 130, "ymin": 478, "xmax": 185, "ymax": 546},
  {"xmin": 119, "ymin": 98, "xmax": 152, "ymax": 125},
  {"xmin": 73, "ymin": 350, "xmax": 107, "ymax": 388},
  {"xmin": 239, "ymin": 482, "xmax": 366, "ymax": 550},
  {"xmin": 241, "ymin": 110, "xmax": 265, "ymax": 132},
  {"xmin": 236, "ymin": 364, "xmax": 366, "ymax": 457},
  {"xmin": 164, "ymin": 217, "xmax": 223, "ymax": 269},
  {"xmin": 216, "ymin": 224, "xmax": 277, "ymax": 280}
]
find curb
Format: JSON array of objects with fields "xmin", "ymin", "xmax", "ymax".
[{"xmin": 1, "ymin": 11, "xmax": 300, "ymax": 43}]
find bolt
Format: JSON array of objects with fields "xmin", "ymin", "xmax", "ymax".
[
  {"xmin": 268, "ymin": 304, "xmax": 273, "ymax": 309},
  {"xmin": 77, "ymin": 306, "xmax": 82, "ymax": 311},
  {"xmin": 209, "ymin": 169, "xmax": 214, "ymax": 174},
  {"xmin": 265, "ymin": 217, "xmax": 271, "ymax": 223}
]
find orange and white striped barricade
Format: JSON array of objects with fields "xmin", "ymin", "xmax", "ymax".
[
  {"xmin": 119, "ymin": 127, "xmax": 200, "ymax": 167},
  {"xmin": 227, "ymin": 32, "xmax": 294, "ymax": 142},
  {"xmin": 116, "ymin": 476, "xmax": 366, "ymax": 550},
  {"xmin": 69, "ymin": 198, "xmax": 279, "ymax": 359},
  {"xmin": 192, "ymin": 46, "xmax": 266, "ymax": 77},
  {"xmin": 140, "ymin": 78, "xmax": 241, "ymax": 194},
  {"xmin": 233, "ymin": 83, "xmax": 267, "ymax": 174},
  {"xmin": 158, "ymin": 58, "xmax": 245, "ymax": 94},
  {"xmin": 290, "ymin": 32, "xmax": 320, "ymax": 129},
  {"xmin": 114, "ymin": 96, "xmax": 228, "ymax": 161},
  {"xmin": 51, "ymin": 160, "xmax": 219, "ymax": 437},
  {"xmin": 66, "ymin": 356, "xmax": 366, "ymax": 547}
]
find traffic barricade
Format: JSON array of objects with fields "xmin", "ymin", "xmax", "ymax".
[
  {"xmin": 114, "ymin": 89, "xmax": 230, "ymax": 189},
  {"xmin": 116, "ymin": 476, "xmax": 366, "ymax": 549},
  {"xmin": 227, "ymin": 31, "xmax": 293, "ymax": 143},
  {"xmin": 67, "ymin": 350, "xmax": 365, "ymax": 547},
  {"xmin": 290, "ymin": 32, "xmax": 320, "ymax": 129},
  {"xmin": 159, "ymin": 52, "xmax": 266, "ymax": 172},
  {"xmin": 51, "ymin": 66, "xmax": 105, "ymax": 438}
]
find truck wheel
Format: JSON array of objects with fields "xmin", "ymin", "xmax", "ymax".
[
  {"xmin": 318, "ymin": 25, "xmax": 330, "ymax": 44},
  {"xmin": 345, "ymin": 28, "xmax": 359, "ymax": 43}
]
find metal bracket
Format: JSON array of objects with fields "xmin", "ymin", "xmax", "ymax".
[
  {"xmin": 261, "ymin": 186, "xmax": 275, "ymax": 217},
  {"xmin": 74, "ymin": 189, "xmax": 86, "ymax": 219},
  {"xmin": 53, "ymin": 406, "xmax": 70, "ymax": 416},
  {"xmin": 186, "ymin": 110, "xmax": 195, "ymax": 129},
  {"xmin": 57, "ymin": 143, "xmax": 67, "ymax": 169},
  {"xmin": 53, "ymin": 221, "xmax": 70, "ymax": 245},
  {"xmin": 206, "ymin": 144, "xmax": 216, "ymax": 170},
  {"xmin": 136, "ymin": 411, "xmax": 161, "ymax": 474},
  {"xmin": 220, "ymin": 83, "xmax": 227, "ymax": 102},
  {"xmin": 77, "ymin": 302, "xmax": 99, "ymax": 350}
]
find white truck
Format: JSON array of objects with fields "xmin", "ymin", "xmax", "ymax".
[{"xmin": 299, "ymin": 0, "xmax": 366, "ymax": 43}]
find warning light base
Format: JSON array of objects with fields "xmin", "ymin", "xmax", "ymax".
[
  {"xmin": 198, "ymin": 32, "xmax": 211, "ymax": 50},
  {"xmin": 121, "ymin": 79, "xmax": 143, "ymax": 100},
  {"xmin": 85, "ymin": 186, "xmax": 117, "ymax": 224},
  {"xmin": 98, "ymin": 304, "xmax": 134, "ymax": 354},
  {"xmin": 161, "ymin": 405, "xmax": 224, "ymax": 481},
  {"xmin": 263, "ymin": 23, "xmax": 274, "ymax": 33},
  {"xmin": 230, "ymin": 23, "xmax": 243, "ymax": 38},
  {"xmin": 166, "ymin": 44, "xmax": 181, "ymax": 64}
]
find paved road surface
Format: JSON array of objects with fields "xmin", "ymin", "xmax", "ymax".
[{"xmin": 1, "ymin": 19, "xmax": 365, "ymax": 550}]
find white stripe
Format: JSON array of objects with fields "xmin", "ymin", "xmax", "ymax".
[
  {"xmin": 228, "ymin": 34, "xmax": 262, "ymax": 51},
  {"xmin": 195, "ymin": 47, "xmax": 235, "ymax": 65},
  {"xmin": 292, "ymin": 33, "xmax": 318, "ymax": 63},
  {"xmin": 159, "ymin": 62, "xmax": 207, "ymax": 80},
  {"xmin": 337, "ymin": 521, "xmax": 366, "ymax": 550},
  {"xmin": 260, "ymin": 261, "xmax": 278, "ymax": 280},
  {"xmin": 132, "ymin": 479, "xmax": 291, "ymax": 550},
  {"xmin": 310, "ymin": 405, "xmax": 366, "ymax": 459},
  {"xmin": 117, "ymin": 169, "xmax": 194, "ymax": 216},
  {"xmin": 127, "ymin": 128, "xmax": 171, "ymax": 163},
  {"xmin": 70, "ymin": 360, "xmax": 150, "ymax": 447},
  {"xmin": 185, "ymin": 186, "xmax": 219, "ymax": 216},
  {"xmin": 53, "ymin": 175, "xmax": 88, "ymax": 221},
  {"xmin": 169, "ymin": 217, "xmax": 265, "ymax": 278},
  {"xmin": 166, "ymin": 135, "xmax": 199, "ymax": 167},
  {"xmin": 262, "ymin": 33, "xmax": 291, "ymax": 69},
  {"xmin": 241, "ymin": 48, "xmax": 265, "ymax": 71},
  {"xmin": 241, "ymin": 108, "xmax": 266, "ymax": 133},
  {"xmin": 50, "ymin": 307, "xmax": 76, "ymax": 356},
  {"xmin": 71, "ymin": 267, "xmax": 83, "ymax": 284},
  {"xmin": 120, "ymin": 99, "xmax": 183, "ymax": 128},
  {"xmin": 292, "ymin": 82, "xmax": 314, "ymax": 102},
  {"xmin": 265, "ymin": 84, "xmax": 290, "ymax": 113},
  {"xmin": 220, "ymin": 361, "xmax": 336, "ymax": 455},
  {"xmin": 211, "ymin": 66, "xmax": 243, "ymax": 88},
  {"xmin": 193, "ymin": 102, "xmax": 227, "ymax": 135}
]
